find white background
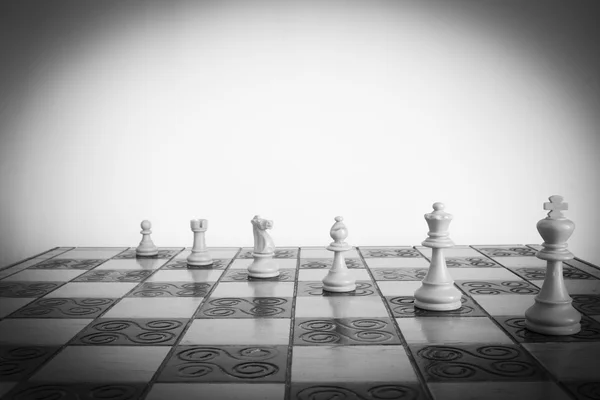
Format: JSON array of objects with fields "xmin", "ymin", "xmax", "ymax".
[{"xmin": 1, "ymin": 1, "xmax": 599, "ymax": 267}]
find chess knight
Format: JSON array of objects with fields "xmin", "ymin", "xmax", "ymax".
[
  {"xmin": 251, "ymin": 215, "xmax": 275, "ymax": 255},
  {"xmin": 248, "ymin": 215, "xmax": 279, "ymax": 278}
]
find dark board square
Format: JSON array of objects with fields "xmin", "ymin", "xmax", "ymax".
[
  {"xmin": 2, "ymin": 382, "xmax": 146, "ymax": 400},
  {"xmin": 371, "ymin": 268, "xmax": 428, "ymax": 281},
  {"xmin": 158, "ymin": 345, "xmax": 288, "ymax": 383},
  {"xmin": 113, "ymin": 249, "xmax": 182, "ymax": 259},
  {"xmin": 297, "ymin": 281, "xmax": 377, "ymax": 297},
  {"xmin": 475, "ymin": 247, "xmax": 537, "ymax": 257},
  {"xmin": 196, "ymin": 297, "xmax": 292, "ymax": 318},
  {"xmin": 359, "ymin": 248, "xmax": 422, "ymax": 258},
  {"xmin": 446, "ymin": 257, "xmax": 501, "ymax": 268},
  {"xmin": 386, "ymin": 296, "xmax": 487, "ymax": 317},
  {"xmin": 294, "ymin": 317, "xmax": 401, "ymax": 346},
  {"xmin": 160, "ymin": 259, "xmax": 229, "ymax": 270},
  {"xmin": 0, "ymin": 282, "xmax": 63, "ymax": 298},
  {"xmin": 71, "ymin": 318, "xmax": 187, "ymax": 345},
  {"xmin": 562, "ymin": 381, "xmax": 600, "ymax": 400},
  {"xmin": 494, "ymin": 315, "xmax": 600, "ymax": 343},
  {"xmin": 299, "ymin": 258, "xmax": 364, "ymax": 269},
  {"xmin": 238, "ymin": 249, "xmax": 298, "ymax": 259},
  {"xmin": 27, "ymin": 259, "xmax": 105, "ymax": 270},
  {"xmin": 0, "ymin": 346, "xmax": 59, "ymax": 381},
  {"xmin": 9, "ymin": 298, "xmax": 115, "ymax": 318},
  {"xmin": 510, "ymin": 266, "xmax": 597, "ymax": 280},
  {"xmin": 455, "ymin": 280, "xmax": 540, "ymax": 295},
  {"xmin": 128, "ymin": 282, "xmax": 213, "ymax": 297},
  {"xmin": 572, "ymin": 294, "xmax": 600, "ymax": 315},
  {"xmin": 220, "ymin": 269, "xmax": 295, "ymax": 282},
  {"xmin": 73, "ymin": 270, "xmax": 153, "ymax": 282},
  {"xmin": 291, "ymin": 382, "xmax": 426, "ymax": 400},
  {"xmin": 410, "ymin": 343, "xmax": 548, "ymax": 382}
]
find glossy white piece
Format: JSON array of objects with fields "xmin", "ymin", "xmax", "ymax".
[
  {"xmin": 187, "ymin": 219, "xmax": 213, "ymax": 266},
  {"xmin": 414, "ymin": 203, "xmax": 462, "ymax": 311},
  {"xmin": 136, "ymin": 220, "xmax": 158, "ymax": 257},
  {"xmin": 322, "ymin": 216, "xmax": 356, "ymax": 292},
  {"xmin": 525, "ymin": 195, "xmax": 581, "ymax": 335},
  {"xmin": 247, "ymin": 216, "xmax": 279, "ymax": 278}
]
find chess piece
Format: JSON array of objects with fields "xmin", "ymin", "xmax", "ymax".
[
  {"xmin": 187, "ymin": 219, "xmax": 213, "ymax": 267},
  {"xmin": 247, "ymin": 215, "xmax": 280, "ymax": 278},
  {"xmin": 525, "ymin": 195, "xmax": 581, "ymax": 335},
  {"xmin": 136, "ymin": 220, "xmax": 158, "ymax": 257},
  {"xmin": 414, "ymin": 203, "xmax": 462, "ymax": 311},
  {"xmin": 322, "ymin": 216, "xmax": 356, "ymax": 292}
]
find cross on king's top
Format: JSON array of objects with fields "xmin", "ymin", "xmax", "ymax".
[{"xmin": 544, "ymin": 195, "xmax": 568, "ymax": 219}]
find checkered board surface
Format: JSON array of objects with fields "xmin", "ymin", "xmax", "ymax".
[{"xmin": 0, "ymin": 245, "xmax": 599, "ymax": 400}]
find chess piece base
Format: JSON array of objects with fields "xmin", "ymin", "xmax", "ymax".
[
  {"xmin": 323, "ymin": 271, "xmax": 356, "ymax": 293},
  {"xmin": 525, "ymin": 301, "xmax": 582, "ymax": 336},
  {"xmin": 248, "ymin": 253, "xmax": 280, "ymax": 278},
  {"xmin": 414, "ymin": 283, "xmax": 462, "ymax": 311},
  {"xmin": 187, "ymin": 252, "xmax": 213, "ymax": 266},
  {"xmin": 136, "ymin": 248, "xmax": 158, "ymax": 257}
]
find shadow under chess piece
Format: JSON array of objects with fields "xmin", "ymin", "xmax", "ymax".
[
  {"xmin": 136, "ymin": 220, "xmax": 158, "ymax": 257},
  {"xmin": 247, "ymin": 215, "xmax": 280, "ymax": 278},
  {"xmin": 187, "ymin": 219, "xmax": 213, "ymax": 267},
  {"xmin": 322, "ymin": 216, "xmax": 356, "ymax": 292},
  {"xmin": 414, "ymin": 203, "xmax": 462, "ymax": 311},
  {"xmin": 525, "ymin": 195, "xmax": 581, "ymax": 335}
]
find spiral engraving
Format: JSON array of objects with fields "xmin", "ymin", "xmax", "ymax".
[
  {"xmin": 114, "ymin": 249, "xmax": 178, "ymax": 259},
  {"xmin": 368, "ymin": 385, "xmax": 421, "ymax": 400},
  {"xmin": 0, "ymin": 282, "xmax": 61, "ymax": 297},
  {"xmin": 296, "ymin": 318, "xmax": 397, "ymax": 344},
  {"xmin": 31, "ymin": 259, "xmax": 103, "ymax": 269},
  {"xmin": 458, "ymin": 281, "xmax": 539, "ymax": 295},
  {"xmin": 296, "ymin": 386, "xmax": 367, "ymax": 400},
  {"xmin": 12, "ymin": 385, "xmax": 71, "ymax": 400},
  {"xmin": 446, "ymin": 257, "xmax": 497, "ymax": 268},
  {"xmin": 362, "ymin": 249, "xmax": 421, "ymax": 258},
  {"xmin": 373, "ymin": 269, "xmax": 427, "ymax": 281},
  {"xmin": 200, "ymin": 298, "xmax": 289, "ymax": 318},
  {"xmin": 418, "ymin": 345, "xmax": 541, "ymax": 381},
  {"xmin": 574, "ymin": 382, "xmax": 600, "ymax": 399},
  {"xmin": 75, "ymin": 270, "xmax": 152, "ymax": 282},
  {"xmin": 131, "ymin": 282, "xmax": 212, "ymax": 297},
  {"xmin": 75, "ymin": 319, "xmax": 184, "ymax": 345},
  {"xmin": 89, "ymin": 384, "xmax": 141, "ymax": 399},
  {"xmin": 478, "ymin": 247, "xmax": 536, "ymax": 257},
  {"xmin": 427, "ymin": 362, "xmax": 477, "ymax": 379},
  {"xmin": 160, "ymin": 345, "xmax": 286, "ymax": 382},
  {"xmin": 232, "ymin": 362, "xmax": 278, "ymax": 378},
  {"xmin": 13, "ymin": 298, "xmax": 114, "ymax": 318},
  {"xmin": 10, "ymin": 383, "xmax": 143, "ymax": 399},
  {"xmin": 572, "ymin": 295, "xmax": 600, "ymax": 315}
]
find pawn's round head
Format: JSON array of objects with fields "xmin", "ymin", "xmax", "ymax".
[
  {"xmin": 335, "ymin": 216, "xmax": 344, "ymax": 222},
  {"xmin": 141, "ymin": 220, "xmax": 152, "ymax": 230},
  {"xmin": 432, "ymin": 202, "xmax": 445, "ymax": 212}
]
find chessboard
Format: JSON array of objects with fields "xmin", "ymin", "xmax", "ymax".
[{"xmin": 0, "ymin": 245, "xmax": 599, "ymax": 400}]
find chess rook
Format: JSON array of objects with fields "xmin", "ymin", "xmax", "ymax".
[
  {"xmin": 322, "ymin": 216, "xmax": 356, "ymax": 292},
  {"xmin": 414, "ymin": 203, "xmax": 462, "ymax": 311},
  {"xmin": 247, "ymin": 215, "xmax": 280, "ymax": 278},
  {"xmin": 187, "ymin": 219, "xmax": 213, "ymax": 267},
  {"xmin": 136, "ymin": 220, "xmax": 158, "ymax": 257},
  {"xmin": 525, "ymin": 195, "xmax": 581, "ymax": 335}
]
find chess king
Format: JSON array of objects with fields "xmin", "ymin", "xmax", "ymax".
[
  {"xmin": 248, "ymin": 215, "xmax": 279, "ymax": 278},
  {"xmin": 525, "ymin": 195, "xmax": 581, "ymax": 335}
]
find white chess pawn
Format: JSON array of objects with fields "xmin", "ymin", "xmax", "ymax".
[
  {"xmin": 136, "ymin": 220, "xmax": 158, "ymax": 257},
  {"xmin": 247, "ymin": 215, "xmax": 280, "ymax": 278},
  {"xmin": 322, "ymin": 216, "xmax": 356, "ymax": 292},
  {"xmin": 187, "ymin": 219, "xmax": 213, "ymax": 267},
  {"xmin": 414, "ymin": 203, "xmax": 462, "ymax": 311},
  {"xmin": 525, "ymin": 195, "xmax": 581, "ymax": 335}
]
